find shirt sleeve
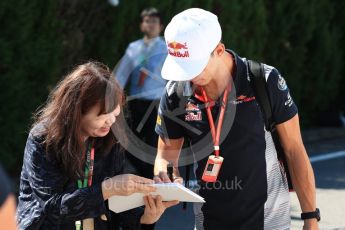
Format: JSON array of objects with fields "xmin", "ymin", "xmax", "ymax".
[
  {"xmin": 20, "ymin": 135, "xmax": 107, "ymax": 224},
  {"xmin": 0, "ymin": 166, "xmax": 12, "ymax": 207},
  {"xmin": 115, "ymin": 45, "xmax": 134, "ymax": 89},
  {"xmin": 155, "ymin": 83, "xmax": 185, "ymax": 139},
  {"xmin": 265, "ymin": 67, "xmax": 298, "ymax": 124},
  {"xmin": 106, "ymin": 149, "xmax": 146, "ymax": 229}
]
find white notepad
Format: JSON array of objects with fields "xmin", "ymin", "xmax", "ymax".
[{"xmin": 108, "ymin": 183, "xmax": 205, "ymax": 213}]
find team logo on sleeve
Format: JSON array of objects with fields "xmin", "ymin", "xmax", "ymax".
[
  {"xmin": 185, "ymin": 102, "xmax": 202, "ymax": 121},
  {"xmin": 278, "ymin": 75, "xmax": 287, "ymax": 91},
  {"xmin": 284, "ymin": 92, "xmax": 294, "ymax": 107}
]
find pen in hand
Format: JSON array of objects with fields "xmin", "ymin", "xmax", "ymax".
[{"xmin": 167, "ymin": 162, "xmax": 174, "ymax": 182}]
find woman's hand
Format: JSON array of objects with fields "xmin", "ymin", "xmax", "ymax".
[
  {"xmin": 101, "ymin": 174, "xmax": 156, "ymax": 200},
  {"xmin": 140, "ymin": 195, "xmax": 179, "ymax": 224}
]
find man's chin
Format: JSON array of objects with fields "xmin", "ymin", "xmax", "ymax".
[
  {"xmin": 191, "ymin": 77, "xmax": 209, "ymax": 86},
  {"xmin": 145, "ymin": 32, "xmax": 159, "ymax": 39},
  {"xmin": 192, "ymin": 81, "xmax": 206, "ymax": 87}
]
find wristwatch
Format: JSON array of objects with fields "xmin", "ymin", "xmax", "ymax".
[{"xmin": 301, "ymin": 208, "xmax": 321, "ymax": 221}]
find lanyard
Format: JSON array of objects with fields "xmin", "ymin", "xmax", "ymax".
[
  {"xmin": 77, "ymin": 142, "xmax": 95, "ymax": 188},
  {"xmin": 201, "ymin": 84, "xmax": 231, "ymax": 157},
  {"xmin": 138, "ymin": 38, "xmax": 159, "ymax": 86},
  {"xmin": 76, "ymin": 144, "xmax": 95, "ymax": 230}
]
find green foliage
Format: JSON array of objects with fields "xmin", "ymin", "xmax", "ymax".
[
  {"xmin": 0, "ymin": 0, "xmax": 62, "ymax": 173},
  {"xmin": 0, "ymin": 0, "xmax": 344, "ymax": 173},
  {"xmin": 263, "ymin": 0, "xmax": 343, "ymax": 125},
  {"xmin": 330, "ymin": 0, "xmax": 345, "ymax": 112}
]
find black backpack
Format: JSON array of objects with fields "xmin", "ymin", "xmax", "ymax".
[{"xmin": 248, "ymin": 60, "xmax": 293, "ymax": 191}]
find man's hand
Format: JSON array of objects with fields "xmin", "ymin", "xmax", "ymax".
[
  {"xmin": 153, "ymin": 171, "xmax": 183, "ymax": 184},
  {"xmin": 154, "ymin": 137, "xmax": 184, "ymax": 184}
]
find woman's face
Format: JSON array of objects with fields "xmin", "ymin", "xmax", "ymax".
[{"xmin": 80, "ymin": 103, "xmax": 121, "ymax": 140}]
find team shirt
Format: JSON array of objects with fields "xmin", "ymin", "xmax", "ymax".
[{"xmin": 155, "ymin": 50, "xmax": 298, "ymax": 230}]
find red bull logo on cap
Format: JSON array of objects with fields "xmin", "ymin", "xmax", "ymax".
[{"xmin": 167, "ymin": 41, "xmax": 189, "ymax": 58}]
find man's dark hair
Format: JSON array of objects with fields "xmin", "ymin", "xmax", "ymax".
[{"xmin": 140, "ymin": 7, "xmax": 163, "ymax": 24}]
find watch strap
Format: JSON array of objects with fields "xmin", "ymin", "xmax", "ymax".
[{"xmin": 301, "ymin": 208, "xmax": 320, "ymax": 221}]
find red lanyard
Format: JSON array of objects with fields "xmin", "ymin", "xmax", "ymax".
[{"xmin": 201, "ymin": 84, "xmax": 231, "ymax": 157}]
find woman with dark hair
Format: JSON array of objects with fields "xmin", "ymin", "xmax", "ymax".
[{"xmin": 17, "ymin": 62, "xmax": 177, "ymax": 229}]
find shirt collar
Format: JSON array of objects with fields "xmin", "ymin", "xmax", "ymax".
[{"xmin": 142, "ymin": 36, "xmax": 161, "ymax": 47}]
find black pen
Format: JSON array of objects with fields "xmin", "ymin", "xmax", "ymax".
[{"xmin": 167, "ymin": 162, "xmax": 174, "ymax": 182}]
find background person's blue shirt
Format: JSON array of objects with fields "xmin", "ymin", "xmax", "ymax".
[{"xmin": 115, "ymin": 36, "xmax": 167, "ymax": 100}]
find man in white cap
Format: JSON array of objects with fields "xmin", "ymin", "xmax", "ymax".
[{"xmin": 154, "ymin": 8, "xmax": 319, "ymax": 230}]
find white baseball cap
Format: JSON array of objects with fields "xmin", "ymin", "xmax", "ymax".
[{"xmin": 161, "ymin": 8, "xmax": 222, "ymax": 81}]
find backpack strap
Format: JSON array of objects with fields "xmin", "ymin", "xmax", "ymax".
[
  {"xmin": 248, "ymin": 59, "xmax": 293, "ymax": 191},
  {"xmin": 247, "ymin": 60, "xmax": 276, "ymax": 132}
]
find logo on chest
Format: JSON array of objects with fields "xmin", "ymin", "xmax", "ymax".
[
  {"xmin": 230, "ymin": 95, "xmax": 256, "ymax": 105},
  {"xmin": 185, "ymin": 102, "xmax": 202, "ymax": 121}
]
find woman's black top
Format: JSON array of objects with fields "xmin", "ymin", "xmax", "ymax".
[{"xmin": 17, "ymin": 128, "xmax": 145, "ymax": 230}]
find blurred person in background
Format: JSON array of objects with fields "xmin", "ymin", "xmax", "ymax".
[
  {"xmin": 115, "ymin": 7, "xmax": 167, "ymax": 180},
  {"xmin": 16, "ymin": 62, "xmax": 178, "ymax": 230},
  {"xmin": 0, "ymin": 165, "xmax": 17, "ymax": 230}
]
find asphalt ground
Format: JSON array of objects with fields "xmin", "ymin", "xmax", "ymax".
[{"xmin": 155, "ymin": 135, "xmax": 345, "ymax": 230}]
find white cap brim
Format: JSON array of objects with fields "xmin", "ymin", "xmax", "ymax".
[{"xmin": 161, "ymin": 54, "xmax": 210, "ymax": 81}]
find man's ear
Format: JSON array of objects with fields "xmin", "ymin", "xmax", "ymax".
[{"xmin": 214, "ymin": 43, "xmax": 225, "ymax": 56}]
